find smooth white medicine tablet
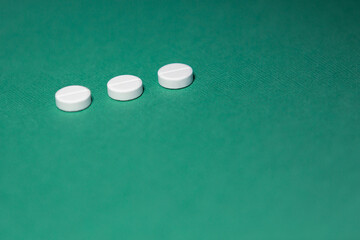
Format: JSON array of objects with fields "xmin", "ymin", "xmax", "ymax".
[
  {"xmin": 55, "ymin": 85, "xmax": 91, "ymax": 112},
  {"xmin": 158, "ymin": 63, "xmax": 193, "ymax": 89},
  {"xmin": 107, "ymin": 75, "xmax": 143, "ymax": 101}
]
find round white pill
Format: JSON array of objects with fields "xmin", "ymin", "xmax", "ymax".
[
  {"xmin": 158, "ymin": 63, "xmax": 193, "ymax": 89},
  {"xmin": 107, "ymin": 75, "xmax": 143, "ymax": 101},
  {"xmin": 55, "ymin": 85, "xmax": 92, "ymax": 112}
]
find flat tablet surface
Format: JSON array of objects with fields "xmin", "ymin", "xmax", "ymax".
[
  {"xmin": 107, "ymin": 75, "xmax": 143, "ymax": 101},
  {"xmin": 55, "ymin": 85, "xmax": 92, "ymax": 111},
  {"xmin": 158, "ymin": 63, "xmax": 193, "ymax": 89},
  {"xmin": 1, "ymin": 0, "xmax": 359, "ymax": 239}
]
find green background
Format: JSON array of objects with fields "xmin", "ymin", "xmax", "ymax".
[{"xmin": 1, "ymin": 0, "xmax": 359, "ymax": 239}]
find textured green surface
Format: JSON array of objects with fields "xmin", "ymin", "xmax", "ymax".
[{"xmin": 0, "ymin": 0, "xmax": 360, "ymax": 239}]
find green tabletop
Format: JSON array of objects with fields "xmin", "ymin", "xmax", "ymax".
[{"xmin": 1, "ymin": 0, "xmax": 359, "ymax": 239}]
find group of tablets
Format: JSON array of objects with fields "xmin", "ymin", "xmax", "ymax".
[{"xmin": 55, "ymin": 63, "xmax": 194, "ymax": 112}]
